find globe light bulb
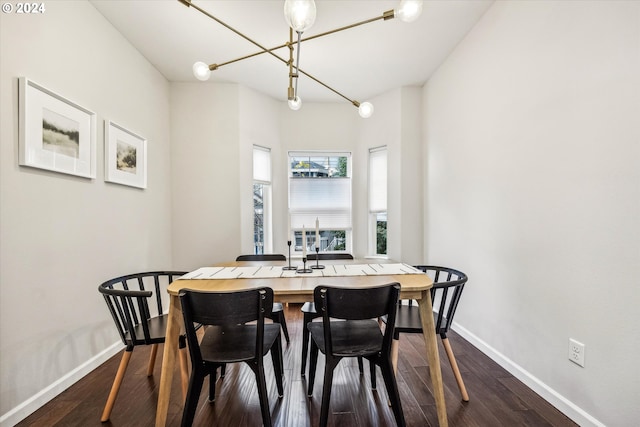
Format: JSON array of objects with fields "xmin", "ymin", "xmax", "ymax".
[
  {"xmin": 284, "ymin": 0, "xmax": 317, "ymax": 33},
  {"xmin": 192, "ymin": 61, "xmax": 211, "ymax": 81},
  {"xmin": 358, "ymin": 102, "xmax": 374, "ymax": 118},
  {"xmin": 395, "ymin": 0, "xmax": 423, "ymax": 23},
  {"xmin": 288, "ymin": 96, "xmax": 303, "ymax": 111}
]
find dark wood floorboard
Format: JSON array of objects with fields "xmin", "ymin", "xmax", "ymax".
[{"xmin": 16, "ymin": 304, "xmax": 577, "ymax": 427}]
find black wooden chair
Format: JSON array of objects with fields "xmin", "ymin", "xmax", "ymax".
[
  {"xmin": 98, "ymin": 271, "xmax": 189, "ymax": 422},
  {"xmin": 307, "ymin": 283, "xmax": 405, "ymax": 427},
  {"xmin": 179, "ymin": 287, "xmax": 284, "ymax": 427},
  {"xmin": 236, "ymin": 254, "xmax": 287, "ymax": 261},
  {"xmin": 306, "ymin": 252, "xmax": 354, "ymax": 261},
  {"xmin": 235, "ymin": 254, "xmax": 290, "ymax": 343},
  {"xmin": 300, "ymin": 253, "xmax": 354, "ymax": 376},
  {"xmin": 386, "ymin": 265, "xmax": 469, "ymax": 402}
]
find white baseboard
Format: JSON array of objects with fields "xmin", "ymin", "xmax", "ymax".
[
  {"xmin": 452, "ymin": 323, "xmax": 605, "ymax": 427},
  {"xmin": 0, "ymin": 342, "xmax": 122, "ymax": 427}
]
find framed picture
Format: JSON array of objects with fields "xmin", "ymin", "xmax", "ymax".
[
  {"xmin": 18, "ymin": 77, "xmax": 96, "ymax": 178},
  {"xmin": 104, "ymin": 120, "xmax": 147, "ymax": 189}
]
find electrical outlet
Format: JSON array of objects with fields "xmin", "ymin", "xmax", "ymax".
[{"xmin": 568, "ymin": 338, "xmax": 585, "ymax": 367}]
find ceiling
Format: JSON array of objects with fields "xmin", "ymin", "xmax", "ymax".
[{"xmin": 90, "ymin": 0, "xmax": 493, "ymax": 104}]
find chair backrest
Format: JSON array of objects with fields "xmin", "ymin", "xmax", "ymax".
[
  {"xmin": 314, "ymin": 283, "xmax": 400, "ymax": 355},
  {"xmin": 179, "ymin": 287, "xmax": 274, "ymax": 365},
  {"xmin": 307, "ymin": 253, "xmax": 354, "ymax": 261},
  {"xmin": 236, "ymin": 254, "xmax": 286, "ymax": 261},
  {"xmin": 414, "ymin": 266, "xmax": 468, "ymax": 335},
  {"xmin": 98, "ymin": 271, "xmax": 186, "ymax": 346}
]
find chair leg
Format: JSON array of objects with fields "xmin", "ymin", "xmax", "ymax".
[
  {"xmin": 357, "ymin": 356, "xmax": 364, "ymax": 374},
  {"xmin": 254, "ymin": 362, "xmax": 273, "ymax": 427},
  {"xmin": 101, "ymin": 348, "xmax": 133, "ymax": 422},
  {"xmin": 379, "ymin": 357, "xmax": 406, "ymax": 427},
  {"xmin": 271, "ymin": 333, "xmax": 285, "ymax": 397},
  {"xmin": 369, "ymin": 359, "xmax": 377, "ymax": 390},
  {"xmin": 301, "ymin": 313, "xmax": 312, "ymax": 376},
  {"xmin": 147, "ymin": 343, "xmax": 159, "ymax": 376},
  {"xmin": 181, "ymin": 369, "xmax": 206, "ymax": 427},
  {"xmin": 208, "ymin": 367, "xmax": 218, "ymax": 402},
  {"xmin": 278, "ymin": 311, "xmax": 290, "ymax": 344},
  {"xmin": 319, "ymin": 358, "xmax": 339, "ymax": 427},
  {"xmin": 220, "ymin": 364, "xmax": 226, "ymax": 378},
  {"xmin": 442, "ymin": 337, "xmax": 469, "ymax": 402},
  {"xmin": 307, "ymin": 340, "xmax": 319, "ymax": 396}
]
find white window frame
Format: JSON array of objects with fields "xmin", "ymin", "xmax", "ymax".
[
  {"xmin": 369, "ymin": 146, "xmax": 387, "ymax": 257},
  {"xmin": 288, "ymin": 151, "xmax": 352, "ymax": 254},
  {"xmin": 253, "ymin": 145, "xmax": 272, "ymax": 254}
]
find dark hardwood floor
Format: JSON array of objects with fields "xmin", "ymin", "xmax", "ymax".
[{"xmin": 17, "ymin": 304, "xmax": 577, "ymax": 427}]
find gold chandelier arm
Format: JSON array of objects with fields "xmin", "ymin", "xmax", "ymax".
[
  {"xmin": 180, "ymin": 0, "xmax": 287, "ymax": 66},
  {"xmin": 181, "ymin": 0, "xmax": 363, "ymax": 108},
  {"xmin": 296, "ymin": 67, "xmax": 358, "ymax": 106},
  {"xmin": 181, "ymin": 0, "xmax": 394, "ymax": 72},
  {"xmin": 300, "ymin": 9, "xmax": 395, "ymax": 43}
]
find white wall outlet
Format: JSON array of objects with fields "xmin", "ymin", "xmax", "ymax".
[{"xmin": 568, "ymin": 338, "xmax": 585, "ymax": 367}]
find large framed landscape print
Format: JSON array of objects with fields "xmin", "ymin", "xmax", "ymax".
[
  {"xmin": 18, "ymin": 78, "xmax": 96, "ymax": 178},
  {"xmin": 104, "ymin": 120, "xmax": 147, "ymax": 189}
]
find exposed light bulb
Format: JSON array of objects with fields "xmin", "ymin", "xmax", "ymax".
[
  {"xmin": 358, "ymin": 102, "xmax": 374, "ymax": 118},
  {"xmin": 192, "ymin": 61, "xmax": 211, "ymax": 81},
  {"xmin": 395, "ymin": 0, "xmax": 423, "ymax": 23},
  {"xmin": 284, "ymin": 0, "xmax": 317, "ymax": 33},
  {"xmin": 288, "ymin": 96, "xmax": 302, "ymax": 111}
]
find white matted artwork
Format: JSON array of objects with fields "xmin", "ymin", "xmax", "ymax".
[
  {"xmin": 18, "ymin": 77, "xmax": 96, "ymax": 178},
  {"xmin": 104, "ymin": 120, "xmax": 147, "ymax": 189}
]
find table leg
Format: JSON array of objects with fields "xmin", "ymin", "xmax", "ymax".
[
  {"xmin": 418, "ymin": 290, "xmax": 448, "ymax": 427},
  {"xmin": 155, "ymin": 294, "xmax": 182, "ymax": 427},
  {"xmin": 391, "ymin": 338, "xmax": 399, "ymax": 375}
]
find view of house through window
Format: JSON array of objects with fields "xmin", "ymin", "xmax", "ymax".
[
  {"xmin": 253, "ymin": 146, "xmax": 271, "ymax": 254},
  {"xmin": 369, "ymin": 146, "xmax": 387, "ymax": 255},
  {"xmin": 289, "ymin": 152, "xmax": 352, "ymax": 254}
]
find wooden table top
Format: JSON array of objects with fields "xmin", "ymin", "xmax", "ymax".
[{"xmin": 167, "ymin": 259, "xmax": 433, "ymax": 303}]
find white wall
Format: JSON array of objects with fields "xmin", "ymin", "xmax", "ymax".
[
  {"xmin": 357, "ymin": 88, "xmax": 424, "ymax": 263},
  {"xmin": 170, "ymin": 82, "xmax": 241, "ymax": 270},
  {"xmin": 0, "ymin": 1, "xmax": 172, "ymax": 424},
  {"xmin": 423, "ymin": 1, "xmax": 640, "ymax": 426},
  {"xmin": 238, "ymin": 86, "xmax": 282, "ymax": 255}
]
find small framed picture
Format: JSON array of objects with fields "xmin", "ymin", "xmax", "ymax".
[
  {"xmin": 104, "ymin": 120, "xmax": 147, "ymax": 189},
  {"xmin": 18, "ymin": 77, "xmax": 96, "ymax": 178}
]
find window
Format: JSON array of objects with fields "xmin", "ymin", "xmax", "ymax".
[
  {"xmin": 253, "ymin": 146, "xmax": 272, "ymax": 254},
  {"xmin": 369, "ymin": 146, "xmax": 387, "ymax": 255},
  {"xmin": 288, "ymin": 152, "xmax": 351, "ymax": 254}
]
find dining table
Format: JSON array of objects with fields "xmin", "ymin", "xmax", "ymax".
[{"xmin": 155, "ymin": 258, "xmax": 449, "ymax": 427}]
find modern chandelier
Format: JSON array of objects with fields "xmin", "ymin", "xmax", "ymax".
[{"xmin": 180, "ymin": 0, "xmax": 423, "ymax": 118}]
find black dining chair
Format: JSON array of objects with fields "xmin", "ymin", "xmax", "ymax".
[
  {"xmin": 307, "ymin": 283, "xmax": 405, "ymax": 427},
  {"xmin": 235, "ymin": 254, "xmax": 290, "ymax": 343},
  {"xmin": 179, "ymin": 287, "xmax": 284, "ymax": 427},
  {"xmin": 300, "ymin": 253, "xmax": 354, "ymax": 376},
  {"xmin": 305, "ymin": 252, "xmax": 354, "ymax": 261},
  {"xmin": 98, "ymin": 271, "xmax": 189, "ymax": 422},
  {"xmin": 385, "ymin": 265, "xmax": 469, "ymax": 402},
  {"xmin": 236, "ymin": 254, "xmax": 287, "ymax": 262}
]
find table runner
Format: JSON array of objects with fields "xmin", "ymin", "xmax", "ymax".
[{"xmin": 179, "ymin": 263, "xmax": 424, "ymax": 280}]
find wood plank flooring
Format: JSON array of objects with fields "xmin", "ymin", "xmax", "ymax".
[{"xmin": 16, "ymin": 304, "xmax": 577, "ymax": 427}]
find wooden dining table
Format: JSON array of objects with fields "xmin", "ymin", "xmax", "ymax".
[{"xmin": 155, "ymin": 259, "xmax": 449, "ymax": 426}]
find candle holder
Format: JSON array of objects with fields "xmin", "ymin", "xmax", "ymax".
[
  {"xmin": 297, "ymin": 256, "xmax": 312, "ymax": 274},
  {"xmin": 282, "ymin": 240, "xmax": 297, "ymax": 271},
  {"xmin": 310, "ymin": 247, "xmax": 325, "ymax": 270}
]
